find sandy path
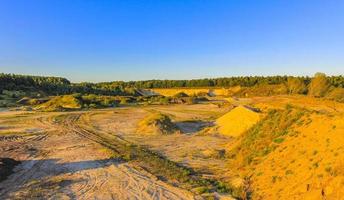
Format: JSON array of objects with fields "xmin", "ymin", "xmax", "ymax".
[{"xmin": 0, "ymin": 112, "xmax": 194, "ymax": 200}]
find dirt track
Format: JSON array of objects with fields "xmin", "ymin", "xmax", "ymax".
[{"xmin": 0, "ymin": 111, "xmax": 194, "ymax": 200}]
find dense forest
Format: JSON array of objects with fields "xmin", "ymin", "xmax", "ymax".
[
  {"xmin": 0, "ymin": 73, "xmax": 127, "ymax": 96},
  {"xmin": 1, "ymin": 73, "xmax": 343, "ymax": 96}
]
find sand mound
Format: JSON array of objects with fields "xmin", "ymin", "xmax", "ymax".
[
  {"xmin": 137, "ymin": 112, "xmax": 179, "ymax": 135},
  {"xmin": 230, "ymin": 107, "xmax": 344, "ymax": 199},
  {"xmin": 216, "ymin": 105, "xmax": 260, "ymax": 137},
  {"xmin": 36, "ymin": 95, "xmax": 82, "ymax": 111}
]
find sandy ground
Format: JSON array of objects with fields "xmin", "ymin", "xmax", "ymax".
[
  {"xmin": 2, "ymin": 97, "xmax": 340, "ymax": 200},
  {"xmin": 84, "ymin": 105, "xmax": 233, "ymax": 180},
  {"xmin": 0, "ymin": 110, "xmax": 195, "ymax": 200}
]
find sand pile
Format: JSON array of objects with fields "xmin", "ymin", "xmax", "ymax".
[
  {"xmin": 137, "ymin": 112, "xmax": 179, "ymax": 135},
  {"xmin": 216, "ymin": 105, "xmax": 260, "ymax": 137},
  {"xmin": 35, "ymin": 95, "xmax": 82, "ymax": 111}
]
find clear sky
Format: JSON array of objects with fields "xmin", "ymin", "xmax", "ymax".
[{"xmin": 0, "ymin": 0, "xmax": 343, "ymax": 82}]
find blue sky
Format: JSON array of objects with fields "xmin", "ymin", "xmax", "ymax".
[{"xmin": 0, "ymin": 0, "xmax": 343, "ymax": 82}]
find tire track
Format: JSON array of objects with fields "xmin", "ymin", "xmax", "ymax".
[{"xmin": 51, "ymin": 113, "xmax": 195, "ymax": 200}]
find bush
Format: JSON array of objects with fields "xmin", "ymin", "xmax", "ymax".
[
  {"xmin": 273, "ymin": 137, "xmax": 285, "ymax": 144},
  {"xmin": 308, "ymin": 73, "xmax": 331, "ymax": 97},
  {"xmin": 326, "ymin": 88, "xmax": 344, "ymax": 103},
  {"xmin": 185, "ymin": 97, "xmax": 197, "ymax": 104},
  {"xmin": 100, "ymin": 99, "xmax": 111, "ymax": 107},
  {"xmin": 173, "ymin": 92, "xmax": 189, "ymax": 98},
  {"xmin": 193, "ymin": 186, "xmax": 210, "ymax": 194},
  {"xmin": 89, "ymin": 103, "xmax": 98, "ymax": 109},
  {"xmin": 81, "ymin": 94, "xmax": 98, "ymax": 103},
  {"xmin": 158, "ymin": 96, "xmax": 170, "ymax": 105},
  {"xmin": 287, "ymin": 77, "xmax": 307, "ymax": 94},
  {"xmin": 120, "ymin": 98, "xmax": 128, "ymax": 105},
  {"xmin": 35, "ymin": 95, "xmax": 82, "ymax": 111},
  {"xmin": 72, "ymin": 93, "xmax": 82, "ymax": 98}
]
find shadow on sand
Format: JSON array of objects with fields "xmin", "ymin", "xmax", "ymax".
[
  {"xmin": 176, "ymin": 120, "xmax": 214, "ymax": 134},
  {"xmin": 0, "ymin": 157, "xmax": 123, "ymax": 199}
]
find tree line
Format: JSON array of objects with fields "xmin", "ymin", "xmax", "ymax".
[
  {"xmin": 97, "ymin": 75, "xmax": 344, "ymax": 89},
  {"xmin": 0, "ymin": 73, "xmax": 127, "ymax": 96},
  {"xmin": 1, "ymin": 73, "xmax": 343, "ymax": 96}
]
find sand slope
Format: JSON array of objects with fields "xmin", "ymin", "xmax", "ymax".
[
  {"xmin": 216, "ymin": 106, "xmax": 260, "ymax": 137},
  {"xmin": 250, "ymin": 112, "xmax": 344, "ymax": 200}
]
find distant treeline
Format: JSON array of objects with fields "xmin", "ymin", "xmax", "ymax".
[
  {"xmin": 110, "ymin": 76, "xmax": 300, "ymax": 88},
  {"xmin": 0, "ymin": 73, "xmax": 127, "ymax": 96},
  {"xmin": 96, "ymin": 75, "xmax": 344, "ymax": 89},
  {"xmin": 1, "ymin": 73, "xmax": 343, "ymax": 96}
]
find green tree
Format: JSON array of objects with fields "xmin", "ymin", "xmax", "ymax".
[{"xmin": 308, "ymin": 73, "xmax": 331, "ymax": 97}]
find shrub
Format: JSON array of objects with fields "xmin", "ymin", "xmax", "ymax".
[
  {"xmin": 81, "ymin": 94, "xmax": 98, "ymax": 103},
  {"xmin": 100, "ymin": 98, "xmax": 113, "ymax": 107},
  {"xmin": 72, "ymin": 93, "xmax": 82, "ymax": 98},
  {"xmin": 326, "ymin": 88, "xmax": 344, "ymax": 103},
  {"xmin": 185, "ymin": 97, "xmax": 197, "ymax": 104},
  {"xmin": 35, "ymin": 95, "xmax": 82, "ymax": 111},
  {"xmin": 158, "ymin": 96, "xmax": 170, "ymax": 105},
  {"xmin": 173, "ymin": 92, "xmax": 189, "ymax": 98},
  {"xmin": 273, "ymin": 137, "xmax": 285, "ymax": 144},
  {"xmin": 120, "ymin": 98, "xmax": 128, "ymax": 105},
  {"xmin": 287, "ymin": 77, "xmax": 307, "ymax": 94},
  {"xmin": 308, "ymin": 72, "xmax": 331, "ymax": 97},
  {"xmin": 193, "ymin": 186, "xmax": 210, "ymax": 194},
  {"xmin": 89, "ymin": 103, "xmax": 98, "ymax": 109}
]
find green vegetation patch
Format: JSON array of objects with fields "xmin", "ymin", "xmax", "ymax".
[
  {"xmin": 115, "ymin": 142, "xmax": 232, "ymax": 195},
  {"xmin": 229, "ymin": 105, "xmax": 307, "ymax": 167},
  {"xmin": 35, "ymin": 95, "xmax": 82, "ymax": 111},
  {"xmin": 34, "ymin": 94, "xmax": 124, "ymax": 111}
]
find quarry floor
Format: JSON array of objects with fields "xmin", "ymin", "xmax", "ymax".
[
  {"xmin": 0, "ymin": 104, "xmax": 231, "ymax": 200},
  {"xmin": 1, "ymin": 96, "xmax": 343, "ymax": 200}
]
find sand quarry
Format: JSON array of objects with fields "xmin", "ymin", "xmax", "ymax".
[{"xmin": 0, "ymin": 96, "xmax": 343, "ymax": 199}]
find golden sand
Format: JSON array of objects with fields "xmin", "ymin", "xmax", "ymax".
[{"xmin": 216, "ymin": 105, "xmax": 260, "ymax": 137}]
